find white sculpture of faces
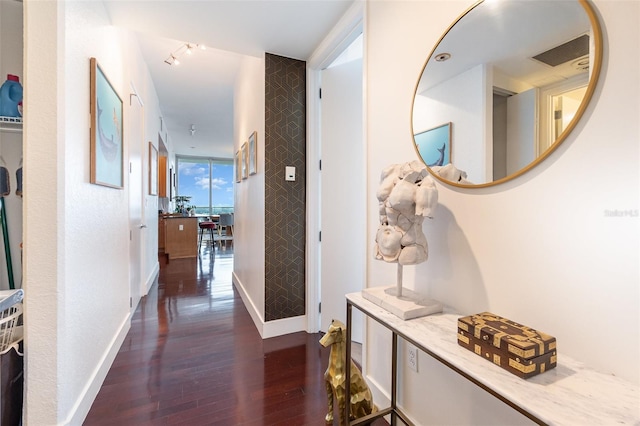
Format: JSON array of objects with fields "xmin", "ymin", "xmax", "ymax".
[{"xmin": 374, "ymin": 160, "xmax": 438, "ymax": 266}]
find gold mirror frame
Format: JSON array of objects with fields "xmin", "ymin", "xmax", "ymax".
[{"xmin": 411, "ymin": 0, "xmax": 603, "ymax": 188}]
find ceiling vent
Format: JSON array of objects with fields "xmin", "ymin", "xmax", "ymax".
[{"xmin": 532, "ymin": 34, "xmax": 590, "ymax": 67}]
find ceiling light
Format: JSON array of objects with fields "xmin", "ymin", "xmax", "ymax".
[
  {"xmin": 164, "ymin": 42, "xmax": 205, "ymax": 66},
  {"xmin": 190, "ymin": 124, "xmax": 196, "ymax": 136},
  {"xmin": 164, "ymin": 54, "xmax": 180, "ymax": 65},
  {"xmin": 571, "ymin": 56, "xmax": 590, "ymax": 72},
  {"xmin": 434, "ymin": 52, "xmax": 451, "ymax": 62}
]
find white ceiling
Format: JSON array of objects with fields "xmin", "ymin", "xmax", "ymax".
[
  {"xmin": 416, "ymin": 1, "xmax": 593, "ymax": 95},
  {"xmin": 103, "ymin": 0, "xmax": 354, "ymax": 158}
]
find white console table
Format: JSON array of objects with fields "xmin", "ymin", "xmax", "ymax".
[{"xmin": 345, "ymin": 292, "xmax": 639, "ymax": 426}]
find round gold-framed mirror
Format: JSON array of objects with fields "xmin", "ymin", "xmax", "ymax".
[{"xmin": 411, "ymin": 0, "xmax": 603, "ymax": 188}]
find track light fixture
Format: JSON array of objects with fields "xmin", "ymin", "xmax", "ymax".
[
  {"xmin": 164, "ymin": 43, "xmax": 206, "ymax": 66},
  {"xmin": 164, "ymin": 54, "xmax": 180, "ymax": 65}
]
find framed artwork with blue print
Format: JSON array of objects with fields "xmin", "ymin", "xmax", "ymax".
[
  {"xmin": 414, "ymin": 122, "xmax": 452, "ymax": 167},
  {"xmin": 90, "ymin": 57, "xmax": 124, "ymax": 189}
]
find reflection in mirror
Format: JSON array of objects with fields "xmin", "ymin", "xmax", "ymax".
[{"xmin": 412, "ymin": 0, "xmax": 602, "ymax": 187}]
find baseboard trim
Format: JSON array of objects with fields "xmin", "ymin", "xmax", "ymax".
[
  {"xmin": 232, "ymin": 272, "xmax": 306, "ymax": 339},
  {"xmin": 145, "ymin": 261, "xmax": 159, "ymax": 295},
  {"xmin": 232, "ymin": 271, "xmax": 265, "ymax": 336},
  {"xmin": 64, "ymin": 313, "xmax": 131, "ymax": 425},
  {"xmin": 367, "ymin": 373, "xmax": 391, "ymax": 413},
  {"xmin": 262, "ymin": 315, "xmax": 307, "ymax": 339}
]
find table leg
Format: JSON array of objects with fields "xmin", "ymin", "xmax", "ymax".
[
  {"xmin": 346, "ymin": 301, "xmax": 352, "ymax": 425},
  {"xmin": 391, "ymin": 332, "xmax": 398, "ymax": 425}
]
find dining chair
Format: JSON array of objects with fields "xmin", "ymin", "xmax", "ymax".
[{"xmin": 217, "ymin": 213, "xmax": 234, "ymax": 250}]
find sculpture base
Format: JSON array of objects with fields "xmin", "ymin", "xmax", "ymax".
[{"xmin": 362, "ymin": 286, "xmax": 443, "ymax": 320}]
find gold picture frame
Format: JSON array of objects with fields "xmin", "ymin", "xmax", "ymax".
[
  {"xmin": 90, "ymin": 57, "xmax": 124, "ymax": 189},
  {"xmin": 241, "ymin": 142, "xmax": 249, "ymax": 180},
  {"xmin": 149, "ymin": 142, "xmax": 158, "ymax": 195},
  {"xmin": 248, "ymin": 131, "xmax": 257, "ymax": 175},
  {"xmin": 235, "ymin": 150, "xmax": 242, "ymax": 183}
]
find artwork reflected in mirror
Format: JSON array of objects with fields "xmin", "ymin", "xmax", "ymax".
[
  {"xmin": 414, "ymin": 122, "xmax": 451, "ymax": 168},
  {"xmin": 412, "ymin": 0, "xmax": 602, "ymax": 187}
]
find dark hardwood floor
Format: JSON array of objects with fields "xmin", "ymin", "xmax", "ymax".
[{"xmin": 84, "ymin": 247, "xmax": 386, "ymax": 425}]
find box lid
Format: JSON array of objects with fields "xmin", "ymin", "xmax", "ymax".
[{"xmin": 458, "ymin": 312, "xmax": 556, "ymax": 359}]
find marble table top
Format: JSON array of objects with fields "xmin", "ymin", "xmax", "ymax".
[{"xmin": 347, "ymin": 292, "xmax": 640, "ymax": 425}]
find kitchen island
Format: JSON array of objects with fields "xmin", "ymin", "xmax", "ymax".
[{"xmin": 161, "ymin": 215, "xmax": 198, "ymax": 259}]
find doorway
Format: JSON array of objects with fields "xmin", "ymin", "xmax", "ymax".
[
  {"xmin": 128, "ymin": 85, "xmax": 145, "ymax": 314},
  {"xmin": 316, "ymin": 31, "xmax": 365, "ymax": 343}
]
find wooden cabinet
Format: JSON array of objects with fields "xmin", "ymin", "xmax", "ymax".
[
  {"xmin": 158, "ymin": 216, "xmax": 165, "ymax": 252},
  {"xmin": 164, "ymin": 217, "xmax": 197, "ymax": 259},
  {"xmin": 158, "ymin": 155, "xmax": 167, "ymax": 197}
]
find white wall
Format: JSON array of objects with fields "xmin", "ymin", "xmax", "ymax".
[
  {"xmin": 232, "ymin": 55, "xmax": 267, "ymax": 333},
  {"xmin": 24, "ymin": 0, "xmax": 165, "ymax": 423},
  {"xmin": 365, "ymin": 0, "xmax": 639, "ymax": 424},
  {"xmin": 413, "ymin": 64, "xmax": 488, "ymax": 182}
]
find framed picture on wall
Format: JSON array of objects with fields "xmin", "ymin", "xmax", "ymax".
[
  {"xmin": 414, "ymin": 122, "xmax": 452, "ymax": 167},
  {"xmin": 169, "ymin": 167, "xmax": 173, "ymax": 199},
  {"xmin": 90, "ymin": 57, "xmax": 124, "ymax": 189},
  {"xmin": 149, "ymin": 142, "xmax": 158, "ymax": 195},
  {"xmin": 248, "ymin": 131, "xmax": 257, "ymax": 175},
  {"xmin": 235, "ymin": 150, "xmax": 242, "ymax": 183},
  {"xmin": 241, "ymin": 142, "xmax": 249, "ymax": 179}
]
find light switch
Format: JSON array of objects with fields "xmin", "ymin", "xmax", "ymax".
[
  {"xmin": 179, "ymin": 224, "xmax": 184, "ymax": 231},
  {"xmin": 285, "ymin": 166, "xmax": 296, "ymax": 181}
]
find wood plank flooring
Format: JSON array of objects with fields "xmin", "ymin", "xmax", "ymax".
[{"xmin": 84, "ymin": 248, "xmax": 387, "ymax": 425}]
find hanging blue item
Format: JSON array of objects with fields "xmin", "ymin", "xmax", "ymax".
[{"xmin": 0, "ymin": 75, "xmax": 23, "ymax": 118}]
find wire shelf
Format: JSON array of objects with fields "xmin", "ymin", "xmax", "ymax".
[
  {"xmin": 0, "ymin": 116, "xmax": 23, "ymax": 133},
  {"xmin": 0, "ymin": 289, "xmax": 23, "ymax": 353}
]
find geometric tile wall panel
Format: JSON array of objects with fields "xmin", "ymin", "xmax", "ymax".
[{"xmin": 264, "ymin": 53, "xmax": 307, "ymax": 321}]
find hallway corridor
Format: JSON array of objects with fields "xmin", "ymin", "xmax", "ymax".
[{"xmin": 84, "ymin": 249, "xmax": 344, "ymax": 425}]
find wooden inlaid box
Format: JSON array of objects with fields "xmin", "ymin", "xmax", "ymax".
[{"xmin": 457, "ymin": 312, "xmax": 557, "ymax": 379}]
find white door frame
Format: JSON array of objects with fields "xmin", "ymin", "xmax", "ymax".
[
  {"xmin": 306, "ymin": 1, "xmax": 365, "ymax": 333},
  {"xmin": 128, "ymin": 83, "xmax": 145, "ymax": 315}
]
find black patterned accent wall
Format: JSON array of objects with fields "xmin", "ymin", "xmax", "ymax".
[{"xmin": 264, "ymin": 53, "xmax": 306, "ymax": 321}]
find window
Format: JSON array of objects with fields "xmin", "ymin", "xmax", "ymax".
[{"xmin": 176, "ymin": 156, "xmax": 234, "ymax": 215}]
